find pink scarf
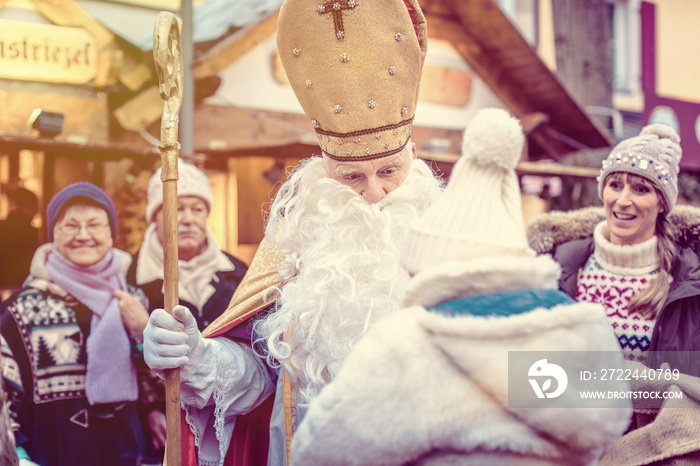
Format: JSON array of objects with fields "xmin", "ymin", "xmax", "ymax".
[{"xmin": 45, "ymin": 248, "xmax": 138, "ymax": 405}]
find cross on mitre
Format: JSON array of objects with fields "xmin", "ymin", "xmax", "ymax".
[{"xmin": 316, "ymin": 0, "xmax": 358, "ymax": 41}]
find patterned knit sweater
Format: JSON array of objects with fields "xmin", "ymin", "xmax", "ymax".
[{"xmin": 576, "ymin": 222, "xmax": 660, "ymax": 363}]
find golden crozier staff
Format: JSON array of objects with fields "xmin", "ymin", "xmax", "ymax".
[{"xmin": 153, "ymin": 11, "xmax": 183, "ymax": 466}]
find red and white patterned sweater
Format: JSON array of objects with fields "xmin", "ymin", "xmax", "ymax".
[{"xmin": 576, "ymin": 222, "xmax": 660, "ymax": 363}]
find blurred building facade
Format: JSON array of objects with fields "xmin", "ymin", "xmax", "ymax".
[{"xmin": 1, "ymin": 0, "xmax": 695, "ymax": 277}]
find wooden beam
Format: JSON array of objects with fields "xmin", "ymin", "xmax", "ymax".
[
  {"xmin": 428, "ymin": 14, "xmax": 571, "ymax": 160},
  {"xmin": 193, "ymin": 105, "xmax": 317, "ymax": 152},
  {"xmin": 516, "ymin": 160, "xmax": 599, "ymax": 179},
  {"xmin": 114, "ymin": 86, "xmax": 163, "ymax": 132},
  {"xmin": 519, "ymin": 112, "xmax": 549, "ymax": 134},
  {"xmin": 191, "ymin": 105, "xmax": 468, "ymax": 158},
  {"xmin": 30, "ymin": 0, "xmax": 113, "ymax": 47},
  {"xmin": 198, "ymin": 137, "xmax": 598, "ymax": 180},
  {"xmin": 118, "ymin": 61, "xmax": 153, "ymax": 93},
  {"xmin": 425, "ymin": 15, "xmax": 533, "ymax": 116},
  {"xmin": 116, "ymin": 8, "xmax": 278, "ymax": 133},
  {"xmin": 425, "ymin": 0, "xmax": 612, "ymax": 156},
  {"xmin": 0, "ymin": 135, "xmax": 159, "ymax": 160},
  {"xmin": 419, "ymin": 151, "xmax": 599, "ymax": 179},
  {"xmin": 530, "ymin": 130, "xmax": 566, "ymax": 162},
  {"xmin": 198, "ymin": 141, "xmax": 318, "ymax": 161},
  {"xmin": 192, "ymin": 9, "xmax": 279, "ymax": 80}
]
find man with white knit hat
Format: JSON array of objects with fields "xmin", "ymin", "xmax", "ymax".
[
  {"xmin": 142, "ymin": 0, "xmax": 444, "ymax": 464},
  {"xmin": 126, "ymin": 159, "xmax": 247, "ymax": 458},
  {"xmin": 129, "ymin": 158, "xmax": 247, "ymax": 331},
  {"xmin": 291, "ymin": 108, "xmax": 632, "ymax": 465}
]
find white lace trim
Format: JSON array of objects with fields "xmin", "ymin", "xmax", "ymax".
[
  {"xmin": 213, "ymin": 342, "xmax": 236, "ymax": 466},
  {"xmin": 182, "ymin": 341, "xmax": 235, "ymax": 466},
  {"xmin": 182, "ymin": 401, "xmax": 205, "ymax": 465}
]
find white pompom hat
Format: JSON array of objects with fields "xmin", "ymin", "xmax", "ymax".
[
  {"xmin": 146, "ymin": 159, "xmax": 213, "ymax": 222},
  {"xmin": 400, "ymin": 108, "xmax": 534, "ymax": 275}
]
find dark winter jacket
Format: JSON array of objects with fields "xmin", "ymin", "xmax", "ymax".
[
  {"xmin": 528, "ymin": 205, "xmax": 700, "ymax": 376},
  {"xmin": 125, "ymin": 240, "xmax": 248, "ymax": 460},
  {"xmin": 126, "ymin": 248, "xmax": 248, "ymax": 332}
]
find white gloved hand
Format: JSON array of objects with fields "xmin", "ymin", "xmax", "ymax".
[{"xmin": 144, "ymin": 305, "xmax": 203, "ymax": 374}]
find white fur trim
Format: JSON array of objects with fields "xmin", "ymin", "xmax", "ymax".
[
  {"xmin": 292, "ymin": 302, "xmax": 631, "ymax": 465},
  {"xmin": 404, "ymin": 255, "xmax": 561, "ymax": 308}
]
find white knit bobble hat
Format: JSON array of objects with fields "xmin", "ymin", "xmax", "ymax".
[
  {"xmin": 146, "ymin": 159, "xmax": 213, "ymax": 222},
  {"xmin": 401, "ymin": 108, "xmax": 534, "ymax": 276}
]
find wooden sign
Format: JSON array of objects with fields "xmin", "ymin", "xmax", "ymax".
[{"xmin": 0, "ymin": 19, "xmax": 97, "ymax": 84}]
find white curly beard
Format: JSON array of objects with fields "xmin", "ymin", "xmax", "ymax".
[{"xmin": 253, "ymin": 156, "xmax": 443, "ymax": 403}]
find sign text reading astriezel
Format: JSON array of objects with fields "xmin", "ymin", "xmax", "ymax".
[{"xmin": 0, "ymin": 19, "xmax": 97, "ymax": 84}]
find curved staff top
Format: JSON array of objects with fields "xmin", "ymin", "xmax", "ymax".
[{"xmin": 153, "ymin": 11, "xmax": 184, "ymax": 466}]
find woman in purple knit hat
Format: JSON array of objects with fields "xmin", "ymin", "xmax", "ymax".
[{"xmin": 0, "ymin": 182, "xmax": 151, "ymax": 466}]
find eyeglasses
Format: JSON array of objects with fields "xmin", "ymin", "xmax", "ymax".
[{"xmin": 58, "ymin": 223, "xmax": 110, "ymax": 236}]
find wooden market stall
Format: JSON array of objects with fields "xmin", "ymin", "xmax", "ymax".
[{"xmin": 1, "ymin": 0, "xmax": 611, "ymax": 280}]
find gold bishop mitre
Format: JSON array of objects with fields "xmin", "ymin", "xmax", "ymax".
[{"xmin": 277, "ymin": 0, "xmax": 427, "ymax": 161}]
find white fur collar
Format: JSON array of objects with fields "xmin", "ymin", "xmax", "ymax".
[
  {"xmin": 291, "ymin": 297, "xmax": 632, "ymax": 465},
  {"xmin": 407, "ymin": 301, "xmax": 629, "ymax": 459},
  {"xmin": 403, "ymin": 255, "xmax": 561, "ymax": 308}
]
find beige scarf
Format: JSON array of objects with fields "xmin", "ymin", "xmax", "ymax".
[{"xmin": 142, "ymin": 224, "xmax": 225, "ymax": 311}]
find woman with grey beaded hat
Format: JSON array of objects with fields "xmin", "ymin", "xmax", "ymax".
[
  {"xmin": 0, "ymin": 182, "xmax": 150, "ymax": 466},
  {"xmin": 528, "ymin": 124, "xmax": 700, "ymax": 377}
]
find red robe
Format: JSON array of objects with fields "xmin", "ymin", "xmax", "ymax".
[{"xmin": 179, "ymin": 239, "xmax": 285, "ymax": 466}]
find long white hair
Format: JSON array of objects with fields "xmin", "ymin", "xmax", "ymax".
[{"xmin": 253, "ymin": 155, "xmax": 443, "ymax": 402}]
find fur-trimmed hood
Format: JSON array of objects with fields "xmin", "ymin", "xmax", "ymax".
[
  {"xmin": 403, "ymin": 255, "xmax": 561, "ymax": 309},
  {"xmin": 292, "ymin": 258, "xmax": 632, "ymax": 466},
  {"xmin": 527, "ymin": 204, "xmax": 700, "ymax": 255}
]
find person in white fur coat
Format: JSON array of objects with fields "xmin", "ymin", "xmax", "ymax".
[{"xmin": 291, "ymin": 108, "xmax": 633, "ymax": 466}]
